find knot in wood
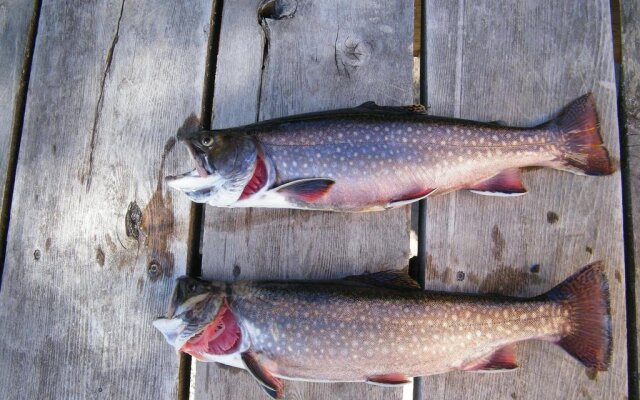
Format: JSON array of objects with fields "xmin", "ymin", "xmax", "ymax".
[
  {"xmin": 258, "ymin": 0, "xmax": 297, "ymax": 20},
  {"xmin": 335, "ymin": 36, "xmax": 371, "ymax": 77},
  {"xmin": 125, "ymin": 201, "xmax": 142, "ymax": 240},
  {"xmin": 147, "ymin": 260, "xmax": 162, "ymax": 280}
]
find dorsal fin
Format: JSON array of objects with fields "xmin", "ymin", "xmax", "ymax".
[
  {"xmin": 356, "ymin": 101, "xmax": 428, "ymax": 115},
  {"xmin": 343, "ymin": 270, "xmax": 421, "ymax": 290}
]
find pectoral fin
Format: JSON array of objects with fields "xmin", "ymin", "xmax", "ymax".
[
  {"xmin": 241, "ymin": 350, "xmax": 284, "ymax": 399},
  {"xmin": 273, "ymin": 178, "xmax": 335, "ymax": 202},
  {"xmin": 468, "ymin": 169, "xmax": 527, "ymax": 196},
  {"xmin": 461, "ymin": 344, "xmax": 519, "ymax": 372},
  {"xmin": 367, "ymin": 373, "xmax": 412, "ymax": 386}
]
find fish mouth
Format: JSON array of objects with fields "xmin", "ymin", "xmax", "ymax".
[
  {"xmin": 153, "ymin": 290, "xmax": 221, "ymax": 350},
  {"xmin": 186, "ymin": 143, "xmax": 210, "ymax": 178},
  {"xmin": 167, "ymin": 141, "xmax": 209, "ymax": 183}
]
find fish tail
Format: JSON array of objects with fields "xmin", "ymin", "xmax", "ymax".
[
  {"xmin": 547, "ymin": 93, "xmax": 614, "ymax": 175},
  {"xmin": 545, "ymin": 261, "xmax": 612, "ymax": 371}
]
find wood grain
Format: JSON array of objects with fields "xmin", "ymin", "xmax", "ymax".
[
  {"xmin": 0, "ymin": 0, "xmax": 36, "ymax": 265},
  {"xmin": 422, "ymin": 1, "xmax": 626, "ymax": 399},
  {"xmin": 0, "ymin": 1, "xmax": 211, "ymax": 398},
  {"xmin": 621, "ymin": 0, "xmax": 640, "ymax": 391},
  {"xmin": 195, "ymin": 0, "xmax": 414, "ymax": 398}
]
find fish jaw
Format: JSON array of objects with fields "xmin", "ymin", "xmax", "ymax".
[
  {"xmin": 180, "ymin": 301, "xmax": 243, "ymax": 359},
  {"xmin": 153, "ymin": 277, "xmax": 225, "ymax": 351},
  {"xmin": 166, "ymin": 145, "xmax": 266, "ymax": 206}
]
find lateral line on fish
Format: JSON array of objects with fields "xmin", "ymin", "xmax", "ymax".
[{"xmin": 260, "ymin": 141, "xmax": 556, "ymax": 149}]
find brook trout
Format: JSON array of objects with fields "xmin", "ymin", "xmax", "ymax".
[
  {"xmin": 154, "ymin": 263, "xmax": 611, "ymax": 398},
  {"xmin": 167, "ymin": 93, "xmax": 613, "ymax": 211}
]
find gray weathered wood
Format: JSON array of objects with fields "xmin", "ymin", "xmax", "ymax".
[
  {"xmin": 0, "ymin": 1, "xmax": 211, "ymax": 398},
  {"xmin": 422, "ymin": 1, "xmax": 626, "ymax": 399},
  {"xmin": 195, "ymin": 0, "xmax": 414, "ymax": 398},
  {"xmin": 622, "ymin": 0, "xmax": 640, "ymax": 389},
  {"xmin": 0, "ymin": 0, "xmax": 35, "ymax": 256}
]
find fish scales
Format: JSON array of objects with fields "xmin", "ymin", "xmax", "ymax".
[
  {"xmin": 154, "ymin": 263, "xmax": 611, "ymax": 399},
  {"xmin": 230, "ymin": 281, "xmax": 569, "ymax": 380},
  {"xmin": 254, "ymin": 115, "xmax": 556, "ymax": 207},
  {"xmin": 168, "ymin": 94, "xmax": 613, "ymax": 211}
]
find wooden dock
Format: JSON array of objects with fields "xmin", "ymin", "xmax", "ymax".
[{"xmin": 0, "ymin": 0, "xmax": 636, "ymax": 399}]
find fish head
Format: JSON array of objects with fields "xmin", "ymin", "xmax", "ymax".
[
  {"xmin": 166, "ymin": 130, "xmax": 258, "ymax": 205},
  {"xmin": 153, "ymin": 276, "xmax": 226, "ymax": 352}
]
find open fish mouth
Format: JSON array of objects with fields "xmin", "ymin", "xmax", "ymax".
[
  {"xmin": 165, "ymin": 142, "xmax": 222, "ymax": 198},
  {"xmin": 187, "ymin": 143, "xmax": 210, "ymax": 178},
  {"xmin": 153, "ymin": 290, "xmax": 220, "ymax": 350},
  {"xmin": 166, "ymin": 141, "xmax": 210, "ymax": 184}
]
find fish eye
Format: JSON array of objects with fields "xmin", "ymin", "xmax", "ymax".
[{"xmin": 200, "ymin": 136, "xmax": 214, "ymax": 147}]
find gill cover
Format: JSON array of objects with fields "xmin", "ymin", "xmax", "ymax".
[
  {"xmin": 167, "ymin": 131, "xmax": 260, "ymax": 204},
  {"xmin": 153, "ymin": 276, "xmax": 225, "ymax": 351}
]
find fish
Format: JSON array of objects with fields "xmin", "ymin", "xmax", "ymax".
[
  {"xmin": 153, "ymin": 262, "xmax": 611, "ymax": 398},
  {"xmin": 166, "ymin": 93, "xmax": 614, "ymax": 211}
]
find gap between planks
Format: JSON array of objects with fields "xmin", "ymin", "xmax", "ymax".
[
  {"xmin": 179, "ymin": 0, "xmax": 225, "ymax": 399},
  {"xmin": 614, "ymin": 0, "xmax": 640, "ymax": 396}
]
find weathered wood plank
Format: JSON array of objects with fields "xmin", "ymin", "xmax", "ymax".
[
  {"xmin": 195, "ymin": 0, "xmax": 414, "ymax": 398},
  {"xmin": 0, "ymin": 0, "xmax": 36, "ymax": 267},
  {"xmin": 621, "ymin": 0, "xmax": 640, "ymax": 391},
  {"xmin": 0, "ymin": 1, "xmax": 211, "ymax": 398},
  {"xmin": 423, "ymin": 1, "xmax": 626, "ymax": 399}
]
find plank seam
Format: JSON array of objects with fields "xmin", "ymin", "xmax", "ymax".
[
  {"xmin": 179, "ymin": 0, "xmax": 225, "ymax": 398},
  {"xmin": 0, "ymin": 0, "xmax": 42, "ymax": 290},
  {"xmin": 414, "ymin": 0, "xmax": 428, "ymax": 399},
  {"xmin": 614, "ymin": 0, "xmax": 639, "ymax": 392},
  {"xmin": 83, "ymin": 0, "xmax": 126, "ymax": 192},
  {"xmin": 256, "ymin": 16, "xmax": 270, "ymax": 121}
]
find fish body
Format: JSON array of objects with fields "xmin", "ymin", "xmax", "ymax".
[
  {"xmin": 154, "ymin": 263, "xmax": 611, "ymax": 398},
  {"xmin": 167, "ymin": 94, "xmax": 613, "ymax": 211}
]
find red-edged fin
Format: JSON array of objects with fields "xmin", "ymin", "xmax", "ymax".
[
  {"xmin": 239, "ymin": 155, "xmax": 268, "ymax": 200},
  {"xmin": 550, "ymin": 93, "xmax": 614, "ymax": 176},
  {"xmin": 461, "ymin": 344, "xmax": 519, "ymax": 372},
  {"xmin": 386, "ymin": 187, "xmax": 436, "ymax": 208},
  {"xmin": 367, "ymin": 373, "xmax": 412, "ymax": 386},
  {"xmin": 467, "ymin": 169, "xmax": 527, "ymax": 196},
  {"xmin": 241, "ymin": 350, "xmax": 284, "ymax": 399},
  {"xmin": 273, "ymin": 178, "xmax": 335, "ymax": 202},
  {"xmin": 545, "ymin": 261, "xmax": 611, "ymax": 371}
]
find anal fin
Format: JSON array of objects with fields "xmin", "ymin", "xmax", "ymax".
[
  {"xmin": 367, "ymin": 373, "xmax": 412, "ymax": 386},
  {"xmin": 386, "ymin": 187, "xmax": 435, "ymax": 208},
  {"xmin": 273, "ymin": 178, "xmax": 335, "ymax": 203},
  {"xmin": 241, "ymin": 350, "xmax": 284, "ymax": 399},
  {"xmin": 468, "ymin": 169, "xmax": 527, "ymax": 196},
  {"xmin": 461, "ymin": 344, "xmax": 519, "ymax": 372}
]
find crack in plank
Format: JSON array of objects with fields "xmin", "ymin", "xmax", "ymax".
[{"xmin": 84, "ymin": 0, "xmax": 126, "ymax": 191}]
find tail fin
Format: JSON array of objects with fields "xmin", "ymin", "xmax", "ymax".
[
  {"xmin": 545, "ymin": 261, "xmax": 611, "ymax": 371},
  {"xmin": 549, "ymin": 93, "xmax": 614, "ymax": 175}
]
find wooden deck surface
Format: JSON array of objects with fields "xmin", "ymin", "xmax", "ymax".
[
  {"xmin": 423, "ymin": 1, "xmax": 626, "ymax": 399},
  {"xmin": 0, "ymin": 1, "xmax": 636, "ymax": 399}
]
